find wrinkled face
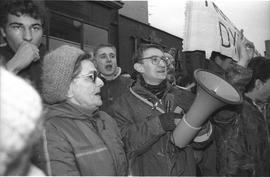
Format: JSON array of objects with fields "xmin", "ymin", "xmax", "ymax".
[
  {"xmin": 0, "ymin": 14, "xmax": 43, "ymax": 52},
  {"xmin": 68, "ymin": 60, "xmax": 104, "ymax": 110},
  {"xmin": 136, "ymin": 47, "xmax": 167, "ymax": 85},
  {"xmin": 95, "ymin": 47, "xmax": 117, "ymax": 76},
  {"xmin": 255, "ymin": 78, "xmax": 270, "ymax": 103}
]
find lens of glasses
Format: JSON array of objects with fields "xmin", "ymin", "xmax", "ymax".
[
  {"xmin": 89, "ymin": 71, "xmax": 97, "ymax": 82},
  {"xmin": 151, "ymin": 56, "xmax": 167, "ymax": 65}
]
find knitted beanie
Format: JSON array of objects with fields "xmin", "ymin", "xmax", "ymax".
[
  {"xmin": 0, "ymin": 67, "xmax": 42, "ymax": 174},
  {"xmin": 42, "ymin": 45, "xmax": 84, "ymax": 104}
]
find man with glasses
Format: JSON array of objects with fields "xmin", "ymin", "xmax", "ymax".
[
  {"xmin": 108, "ymin": 40, "xmax": 254, "ymax": 176},
  {"xmin": 108, "ymin": 43, "xmax": 214, "ymax": 176},
  {"xmin": 93, "ymin": 44, "xmax": 133, "ymax": 112}
]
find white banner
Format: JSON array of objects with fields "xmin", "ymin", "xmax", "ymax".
[{"xmin": 183, "ymin": 1, "xmax": 256, "ymax": 61}]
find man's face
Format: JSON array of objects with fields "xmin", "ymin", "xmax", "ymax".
[
  {"xmin": 138, "ymin": 47, "xmax": 167, "ymax": 85},
  {"xmin": 0, "ymin": 14, "xmax": 43, "ymax": 52},
  {"xmin": 255, "ymin": 78, "xmax": 270, "ymax": 103},
  {"xmin": 69, "ymin": 60, "xmax": 104, "ymax": 110},
  {"xmin": 95, "ymin": 47, "xmax": 117, "ymax": 76}
]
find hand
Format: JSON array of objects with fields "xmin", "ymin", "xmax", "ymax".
[
  {"xmin": 159, "ymin": 112, "xmax": 182, "ymax": 131},
  {"xmin": 237, "ymin": 29, "xmax": 255, "ymax": 68},
  {"xmin": 6, "ymin": 41, "xmax": 40, "ymax": 74}
]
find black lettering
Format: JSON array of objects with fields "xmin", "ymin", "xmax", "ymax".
[
  {"xmin": 228, "ymin": 28, "xmax": 236, "ymax": 46},
  {"xmin": 219, "ymin": 22, "xmax": 230, "ymax": 48}
]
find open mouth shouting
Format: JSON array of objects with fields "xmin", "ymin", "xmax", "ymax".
[{"xmin": 105, "ymin": 64, "xmax": 113, "ymax": 71}]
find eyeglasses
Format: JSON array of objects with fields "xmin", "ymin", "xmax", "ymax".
[
  {"xmin": 138, "ymin": 55, "xmax": 169, "ymax": 65},
  {"xmin": 76, "ymin": 71, "xmax": 98, "ymax": 83}
]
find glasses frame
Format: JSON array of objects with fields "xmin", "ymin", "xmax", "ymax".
[
  {"xmin": 75, "ymin": 71, "xmax": 98, "ymax": 83},
  {"xmin": 138, "ymin": 55, "xmax": 169, "ymax": 65}
]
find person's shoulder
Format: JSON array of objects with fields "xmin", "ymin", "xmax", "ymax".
[
  {"xmin": 118, "ymin": 74, "xmax": 133, "ymax": 82},
  {"xmin": 44, "ymin": 106, "xmax": 74, "ymax": 128}
]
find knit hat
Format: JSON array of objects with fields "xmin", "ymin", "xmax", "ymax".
[
  {"xmin": 0, "ymin": 67, "xmax": 43, "ymax": 175},
  {"xmin": 42, "ymin": 45, "xmax": 84, "ymax": 104}
]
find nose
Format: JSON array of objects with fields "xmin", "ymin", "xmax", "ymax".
[
  {"xmin": 96, "ymin": 77, "xmax": 104, "ymax": 87},
  {"xmin": 105, "ymin": 55, "xmax": 112, "ymax": 62},
  {"xmin": 159, "ymin": 59, "xmax": 167, "ymax": 67},
  {"xmin": 23, "ymin": 28, "xmax": 33, "ymax": 42}
]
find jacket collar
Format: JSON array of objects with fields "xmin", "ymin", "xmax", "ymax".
[
  {"xmin": 131, "ymin": 78, "xmax": 173, "ymax": 107},
  {"xmin": 46, "ymin": 101, "xmax": 99, "ymax": 120},
  {"xmin": 100, "ymin": 67, "xmax": 121, "ymax": 81}
]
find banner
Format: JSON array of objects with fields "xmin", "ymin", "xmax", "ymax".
[{"xmin": 183, "ymin": 1, "xmax": 257, "ymax": 61}]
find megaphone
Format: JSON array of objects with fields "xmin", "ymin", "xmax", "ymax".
[{"xmin": 173, "ymin": 69, "xmax": 242, "ymax": 148}]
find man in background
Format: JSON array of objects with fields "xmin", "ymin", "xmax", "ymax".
[{"xmin": 93, "ymin": 44, "xmax": 133, "ymax": 112}]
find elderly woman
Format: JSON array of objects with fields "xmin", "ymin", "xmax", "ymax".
[{"xmin": 32, "ymin": 45, "xmax": 127, "ymax": 176}]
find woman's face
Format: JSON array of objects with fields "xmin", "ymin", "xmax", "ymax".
[{"xmin": 68, "ymin": 60, "xmax": 104, "ymax": 110}]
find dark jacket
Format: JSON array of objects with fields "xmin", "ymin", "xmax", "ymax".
[
  {"xmin": 194, "ymin": 61, "xmax": 253, "ymax": 176},
  {"xmin": 0, "ymin": 44, "xmax": 46, "ymax": 93},
  {"xmin": 100, "ymin": 74, "xmax": 133, "ymax": 112},
  {"xmin": 109, "ymin": 79, "xmax": 204, "ymax": 176},
  {"xmin": 32, "ymin": 101, "xmax": 127, "ymax": 176},
  {"xmin": 213, "ymin": 96, "xmax": 270, "ymax": 176},
  {"xmin": 206, "ymin": 61, "xmax": 270, "ymax": 176}
]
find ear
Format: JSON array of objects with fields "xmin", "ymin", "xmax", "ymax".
[
  {"xmin": 254, "ymin": 79, "xmax": 264, "ymax": 90},
  {"xmin": 0, "ymin": 27, "xmax": 6, "ymax": 38},
  {"xmin": 134, "ymin": 63, "xmax": 144, "ymax": 73}
]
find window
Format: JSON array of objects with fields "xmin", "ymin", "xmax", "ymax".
[
  {"xmin": 83, "ymin": 24, "xmax": 108, "ymax": 51},
  {"xmin": 46, "ymin": 11, "xmax": 108, "ymax": 51}
]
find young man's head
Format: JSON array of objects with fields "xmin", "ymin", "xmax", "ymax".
[
  {"xmin": 0, "ymin": 0, "xmax": 45, "ymax": 52},
  {"xmin": 210, "ymin": 51, "xmax": 234, "ymax": 71},
  {"xmin": 245, "ymin": 57, "xmax": 270, "ymax": 104},
  {"xmin": 94, "ymin": 44, "xmax": 118, "ymax": 77},
  {"xmin": 133, "ymin": 44, "xmax": 168, "ymax": 85}
]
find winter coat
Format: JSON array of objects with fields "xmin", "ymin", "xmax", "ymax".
[
  {"xmin": 100, "ymin": 74, "xmax": 133, "ymax": 113},
  {"xmin": 109, "ymin": 79, "xmax": 210, "ymax": 176},
  {"xmin": 0, "ymin": 44, "xmax": 46, "ymax": 93},
  {"xmin": 213, "ymin": 96, "xmax": 270, "ymax": 176},
  {"xmin": 207, "ymin": 61, "xmax": 270, "ymax": 176},
  {"xmin": 32, "ymin": 101, "xmax": 127, "ymax": 176}
]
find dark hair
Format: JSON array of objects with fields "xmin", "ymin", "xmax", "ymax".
[
  {"xmin": 210, "ymin": 51, "xmax": 231, "ymax": 61},
  {"xmin": 245, "ymin": 56, "xmax": 270, "ymax": 93},
  {"xmin": 0, "ymin": 0, "xmax": 47, "ymax": 28},
  {"xmin": 132, "ymin": 43, "xmax": 164, "ymax": 64},
  {"xmin": 93, "ymin": 43, "xmax": 116, "ymax": 57},
  {"xmin": 71, "ymin": 53, "xmax": 91, "ymax": 80}
]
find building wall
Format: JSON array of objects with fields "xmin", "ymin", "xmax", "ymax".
[
  {"xmin": 118, "ymin": 15, "xmax": 183, "ymax": 74},
  {"xmin": 44, "ymin": 1, "xmax": 122, "ymax": 50},
  {"xmin": 265, "ymin": 40, "xmax": 270, "ymax": 58},
  {"xmin": 119, "ymin": 1, "xmax": 149, "ymax": 24}
]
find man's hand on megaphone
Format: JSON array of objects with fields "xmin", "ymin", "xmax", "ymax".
[
  {"xmin": 237, "ymin": 29, "xmax": 255, "ymax": 68},
  {"xmin": 159, "ymin": 112, "xmax": 182, "ymax": 131}
]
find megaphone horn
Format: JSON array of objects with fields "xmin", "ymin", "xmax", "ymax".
[{"xmin": 173, "ymin": 69, "xmax": 242, "ymax": 148}]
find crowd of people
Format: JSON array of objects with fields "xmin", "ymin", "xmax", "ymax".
[{"xmin": 1, "ymin": 0, "xmax": 270, "ymax": 176}]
